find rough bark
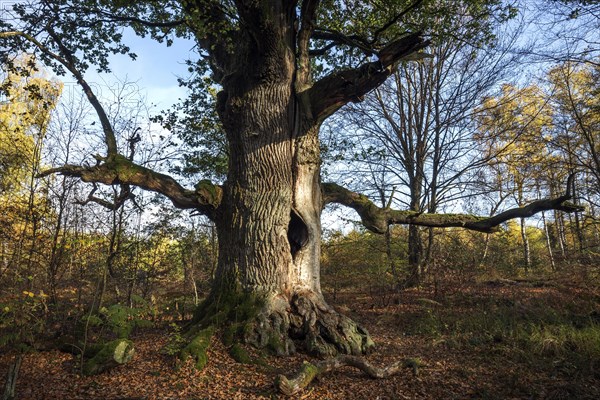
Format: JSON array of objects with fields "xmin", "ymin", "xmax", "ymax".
[{"xmin": 186, "ymin": 1, "xmax": 414, "ymax": 357}]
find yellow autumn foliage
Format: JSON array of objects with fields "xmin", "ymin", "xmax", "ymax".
[{"xmin": 0, "ymin": 55, "xmax": 62, "ymax": 195}]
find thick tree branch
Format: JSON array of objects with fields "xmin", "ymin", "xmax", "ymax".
[
  {"xmin": 39, "ymin": 155, "xmax": 222, "ymax": 218},
  {"xmin": 276, "ymin": 356, "xmax": 416, "ymax": 396},
  {"xmin": 296, "ymin": 0, "xmax": 321, "ymax": 89},
  {"xmin": 322, "ymin": 180, "xmax": 584, "ymax": 234},
  {"xmin": 308, "ymin": 0, "xmax": 423, "ymax": 58},
  {"xmin": 308, "ymin": 32, "xmax": 429, "ymax": 122}
]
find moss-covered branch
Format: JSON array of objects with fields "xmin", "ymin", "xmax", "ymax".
[
  {"xmin": 276, "ymin": 356, "xmax": 415, "ymax": 396},
  {"xmin": 39, "ymin": 155, "xmax": 222, "ymax": 218},
  {"xmin": 322, "ymin": 181, "xmax": 584, "ymax": 234}
]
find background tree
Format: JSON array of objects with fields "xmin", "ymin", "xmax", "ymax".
[
  {"xmin": 333, "ymin": 0, "xmax": 522, "ymax": 286},
  {"xmin": 476, "ymin": 83, "xmax": 554, "ymax": 270},
  {"xmin": 0, "ymin": 56, "xmax": 62, "ymax": 288},
  {"xmin": 547, "ymin": 60, "xmax": 600, "ymax": 255}
]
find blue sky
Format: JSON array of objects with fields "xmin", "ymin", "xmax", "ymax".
[{"xmin": 82, "ymin": 29, "xmax": 196, "ymax": 111}]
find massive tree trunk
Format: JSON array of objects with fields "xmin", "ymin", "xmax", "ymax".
[
  {"xmin": 199, "ymin": 80, "xmax": 373, "ymax": 356},
  {"xmin": 23, "ymin": 0, "xmax": 429, "ymax": 358},
  {"xmin": 189, "ymin": 5, "xmax": 373, "ymax": 357}
]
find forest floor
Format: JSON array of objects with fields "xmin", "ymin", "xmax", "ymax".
[{"xmin": 2, "ymin": 279, "xmax": 600, "ymax": 399}]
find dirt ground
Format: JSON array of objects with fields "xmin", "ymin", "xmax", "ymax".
[{"xmin": 2, "ymin": 282, "xmax": 599, "ymax": 399}]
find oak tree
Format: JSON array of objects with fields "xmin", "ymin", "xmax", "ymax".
[{"xmin": 0, "ymin": 0, "xmax": 584, "ymax": 358}]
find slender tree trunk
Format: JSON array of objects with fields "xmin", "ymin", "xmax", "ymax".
[
  {"xmin": 541, "ymin": 210, "xmax": 556, "ymax": 271},
  {"xmin": 570, "ymin": 177, "xmax": 586, "ymax": 254},
  {"xmin": 480, "ymin": 233, "xmax": 491, "ymax": 267},
  {"xmin": 555, "ymin": 208, "xmax": 567, "ymax": 257},
  {"xmin": 406, "ymin": 190, "xmax": 424, "ymax": 286},
  {"xmin": 406, "ymin": 225, "xmax": 423, "ymax": 286},
  {"xmin": 520, "ymin": 217, "xmax": 531, "ymax": 272},
  {"xmin": 536, "ymin": 186, "xmax": 555, "ymax": 271},
  {"xmin": 47, "ymin": 177, "xmax": 71, "ymax": 304},
  {"xmin": 385, "ymin": 226, "xmax": 399, "ymax": 289}
]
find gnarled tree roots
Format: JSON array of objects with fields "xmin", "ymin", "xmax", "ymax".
[
  {"xmin": 276, "ymin": 355, "xmax": 421, "ymax": 396},
  {"xmin": 246, "ymin": 290, "xmax": 374, "ymax": 357},
  {"xmin": 184, "ymin": 289, "xmax": 374, "ymax": 367}
]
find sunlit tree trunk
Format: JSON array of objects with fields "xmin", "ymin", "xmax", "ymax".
[
  {"xmin": 541, "ymin": 210, "xmax": 556, "ymax": 270},
  {"xmin": 519, "ymin": 217, "xmax": 531, "ymax": 271}
]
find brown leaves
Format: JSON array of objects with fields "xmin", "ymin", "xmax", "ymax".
[{"xmin": 1, "ymin": 284, "xmax": 599, "ymax": 399}]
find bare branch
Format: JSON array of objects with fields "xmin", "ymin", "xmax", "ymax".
[
  {"xmin": 311, "ymin": 29, "xmax": 375, "ymax": 55},
  {"xmin": 2, "ymin": 30, "xmax": 119, "ymax": 155},
  {"xmin": 48, "ymin": 27, "xmax": 119, "ymax": 155},
  {"xmin": 88, "ymin": 10, "xmax": 185, "ymax": 29},
  {"xmin": 322, "ymin": 178, "xmax": 584, "ymax": 234},
  {"xmin": 40, "ymin": 155, "xmax": 222, "ymax": 218},
  {"xmin": 369, "ymin": 0, "xmax": 423, "ymax": 45},
  {"xmin": 75, "ymin": 183, "xmax": 135, "ymax": 211}
]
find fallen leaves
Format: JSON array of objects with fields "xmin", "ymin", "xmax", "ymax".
[{"xmin": 1, "ymin": 283, "xmax": 599, "ymax": 399}]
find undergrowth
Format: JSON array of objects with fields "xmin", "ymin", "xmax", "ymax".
[{"xmin": 399, "ymin": 290, "xmax": 600, "ymax": 376}]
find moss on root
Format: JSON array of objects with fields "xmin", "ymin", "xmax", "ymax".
[
  {"xmin": 82, "ymin": 339, "xmax": 135, "ymax": 376},
  {"xmin": 176, "ymin": 291, "xmax": 271, "ymax": 370},
  {"xmin": 275, "ymin": 361, "xmax": 321, "ymax": 396},
  {"xmin": 222, "ymin": 323, "xmax": 240, "ymax": 347},
  {"xmin": 229, "ymin": 343, "xmax": 252, "ymax": 364},
  {"xmin": 179, "ymin": 326, "xmax": 215, "ymax": 370},
  {"xmin": 188, "ymin": 289, "xmax": 374, "ymax": 364},
  {"xmin": 266, "ymin": 333, "xmax": 288, "ymax": 356},
  {"xmin": 191, "ymin": 291, "xmax": 265, "ymax": 329}
]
